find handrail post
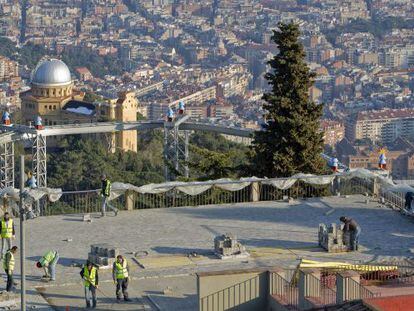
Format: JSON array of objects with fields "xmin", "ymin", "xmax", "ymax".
[{"xmin": 250, "ymin": 182, "xmax": 260, "ymax": 202}]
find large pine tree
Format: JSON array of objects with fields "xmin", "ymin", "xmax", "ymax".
[{"xmin": 250, "ymin": 22, "xmax": 325, "ymax": 177}]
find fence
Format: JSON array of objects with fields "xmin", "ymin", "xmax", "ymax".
[
  {"xmin": 199, "ymin": 275, "xmax": 260, "ymax": 311},
  {"xmin": 380, "ymin": 188, "xmax": 405, "ymax": 210},
  {"xmin": 359, "ymin": 264, "xmax": 414, "ymax": 285},
  {"xmin": 38, "ymin": 175, "xmax": 374, "ymax": 216},
  {"xmin": 269, "ymin": 271, "xmax": 299, "ymax": 310},
  {"xmin": 346, "ymin": 277, "xmax": 378, "ymax": 300},
  {"xmin": 307, "ymin": 273, "xmax": 337, "ymax": 307}
]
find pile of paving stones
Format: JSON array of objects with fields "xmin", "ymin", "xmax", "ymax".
[
  {"xmin": 319, "ymin": 223, "xmax": 350, "ymax": 253},
  {"xmin": 88, "ymin": 243, "xmax": 119, "ymax": 267}
]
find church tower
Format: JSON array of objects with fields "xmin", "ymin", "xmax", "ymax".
[{"xmin": 115, "ymin": 91, "xmax": 138, "ymax": 152}]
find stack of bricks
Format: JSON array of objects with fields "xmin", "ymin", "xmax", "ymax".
[
  {"xmin": 319, "ymin": 223, "xmax": 350, "ymax": 252},
  {"xmin": 214, "ymin": 233, "xmax": 249, "ymax": 259},
  {"xmin": 88, "ymin": 244, "xmax": 119, "ymax": 267}
]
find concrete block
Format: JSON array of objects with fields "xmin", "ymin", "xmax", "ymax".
[{"xmin": 83, "ymin": 214, "xmax": 92, "ymax": 222}]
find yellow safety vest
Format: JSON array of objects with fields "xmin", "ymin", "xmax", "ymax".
[
  {"xmin": 102, "ymin": 180, "xmax": 111, "ymax": 197},
  {"xmin": 0, "ymin": 219, "xmax": 13, "ymax": 238},
  {"xmin": 115, "ymin": 259, "xmax": 128, "ymax": 279},
  {"xmin": 39, "ymin": 250, "xmax": 56, "ymax": 267},
  {"xmin": 83, "ymin": 266, "xmax": 97, "ymax": 287},
  {"xmin": 3, "ymin": 250, "xmax": 14, "ymax": 272}
]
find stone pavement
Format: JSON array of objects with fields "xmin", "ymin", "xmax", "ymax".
[{"xmin": 2, "ymin": 195, "xmax": 414, "ymax": 310}]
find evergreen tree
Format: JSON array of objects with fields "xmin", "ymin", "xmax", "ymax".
[{"xmin": 250, "ymin": 22, "xmax": 325, "ymax": 177}]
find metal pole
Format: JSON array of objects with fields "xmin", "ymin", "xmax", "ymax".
[{"xmin": 19, "ymin": 155, "xmax": 26, "ymax": 311}]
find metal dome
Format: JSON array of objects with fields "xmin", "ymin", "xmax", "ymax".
[{"xmin": 31, "ymin": 59, "xmax": 72, "ymax": 86}]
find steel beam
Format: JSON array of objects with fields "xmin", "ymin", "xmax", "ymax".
[
  {"xmin": 1, "ymin": 120, "xmax": 253, "ymax": 138},
  {"xmin": 1, "ymin": 119, "xmax": 254, "ymax": 184},
  {"xmin": 32, "ymin": 135, "xmax": 47, "ymax": 187}
]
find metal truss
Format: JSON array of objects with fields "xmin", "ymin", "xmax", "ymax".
[
  {"xmin": 163, "ymin": 116, "xmax": 189, "ymax": 181},
  {"xmin": 0, "ymin": 140, "xmax": 14, "ymax": 188},
  {"xmin": 32, "ymin": 135, "xmax": 47, "ymax": 187},
  {"xmin": 1, "ymin": 118, "xmax": 253, "ymax": 184}
]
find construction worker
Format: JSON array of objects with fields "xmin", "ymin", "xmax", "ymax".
[
  {"xmin": 26, "ymin": 171, "xmax": 37, "ymax": 189},
  {"xmin": 112, "ymin": 255, "xmax": 131, "ymax": 302},
  {"xmin": 378, "ymin": 149, "xmax": 387, "ymax": 170},
  {"xmin": 178, "ymin": 101, "xmax": 185, "ymax": 114},
  {"xmin": 167, "ymin": 107, "xmax": 174, "ymax": 122},
  {"xmin": 101, "ymin": 174, "xmax": 118, "ymax": 217},
  {"xmin": 340, "ymin": 216, "xmax": 361, "ymax": 251},
  {"xmin": 330, "ymin": 157, "xmax": 339, "ymax": 173},
  {"xmin": 80, "ymin": 260, "xmax": 99, "ymax": 309},
  {"xmin": 405, "ymin": 192, "xmax": 414, "ymax": 211},
  {"xmin": 3, "ymin": 246, "xmax": 18, "ymax": 292},
  {"xmin": 1, "ymin": 212, "xmax": 15, "ymax": 259},
  {"xmin": 1, "ymin": 111, "xmax": 11, "ymax": 126},
  {"xmin": 36, "ymin": 250, "xmax": 59, "ymax": 281},
  {"xmin": 34, "ymin": 115, "xmax": 43, "ymax": 130}
]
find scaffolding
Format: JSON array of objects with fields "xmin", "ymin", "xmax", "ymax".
[
  {"xmin": 0, "ymin": 140, "xmax": 14, "ymax": 188},
  {"xmin": 32, "ymin": 135, "xmax": 47, "ymax": 187},
  {"xmin": 163, "ymin": 115, "xmax": 189, "ymax": 181}
]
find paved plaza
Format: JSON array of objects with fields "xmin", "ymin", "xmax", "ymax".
[{"xmin": 2, "ymin": 195, "xmax": 414, "ymax": 310}]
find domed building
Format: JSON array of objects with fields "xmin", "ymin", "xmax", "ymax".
[{"xmin": 21, "ymin": 58, "xmax": 138, "ymax": 152}]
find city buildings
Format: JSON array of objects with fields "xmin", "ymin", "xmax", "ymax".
[{"xmin": 346, "ymin": 108, "xmax": 414, "ymax": 144}]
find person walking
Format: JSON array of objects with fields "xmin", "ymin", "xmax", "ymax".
[
  {"xmin": 80, "ymin": 261, "xmax": 99, "ymax": 309},
  {"xmin": 1, "ymin": 212, "xmax": 15, "ymax": 259},
  {"xmin": 405, "ymin": 192, "xmax": 414, "ymax": 211},
  {"xmin": 3, "ymin": 246, "xmax": 18, "ymax": 292},
  {"xmin": 112, "ymin": 255, "xmax": 131, "ymax": 302},
  {"xmin": 340, "ymin": 216, "xmax": 361, "ymax": 251},
  {"xmin": 36, "ymin": 250, "xmax": 59, "ymax": 281},
  {"xmin": 101, "ymin": 174, "xmax": 118, "ymax": 217}
]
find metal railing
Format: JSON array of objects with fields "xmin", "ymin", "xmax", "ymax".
[
  {"xmin": 381, "ymin": 188, "xmax": 405, "ymax": 210},
  {"xmin": 269, "ymin": 271, "xmax": 299, "ymax": 310},
  {"xmin": 37, "ymin": 175, "xmax": 374, "ymax": 216},
  {"xmin": 307, "ymin": 273, "xmax": 337, "ymax": 307},
  {"xmin": 199, "ymin": 275, "xmax": 260, "ymax": 311},
  {"xmin": 360, "ymin": 266, "xmax": 414, "ymax": 285},
  {"xmin": 347, "ymin": 277, "xmax": 379, "ymax": 300}
]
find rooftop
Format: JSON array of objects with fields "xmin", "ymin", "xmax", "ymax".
[
  {"xmin": 356, "ymin": 108, "xmax": 414, "ymax": 121},
  {"xmin": 10, "ymin": 195, "xmax": 414, "ymax": 310}
]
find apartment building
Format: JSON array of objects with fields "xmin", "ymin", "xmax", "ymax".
[{"xmin": 346, "ymin": 108, "xmax": 414, "ymax": 144}]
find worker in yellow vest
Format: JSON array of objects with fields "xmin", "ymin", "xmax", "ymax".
[
  {"xmin": 101, "ymin": 174, "xmax": 118, "ymax": 217},
  {"xmin": 112, "ymin": 255, "xmax": 131, "ymax": 302},
  {"xmin": 1, "ymin": 212, "xmax": 15, "ymax": 258},
  {"xmin": 80, "ymin": 260, "xmax": 99, "ymax": 309},
  {"xmin": 36, "ymin": 250, "xmax": 59, "ymax": 281},
  {"xmin": 3, "ymin": 246, "xmax": 18, "ymax": 292}
]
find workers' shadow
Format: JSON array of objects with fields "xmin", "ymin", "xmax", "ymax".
[
  {"xmin": 62, "ymin": 217, "xmax": 84, "ymax": 222},
  {"xmin": 239, "ymin": 238, "xmax": 317, "ymax": 249},
  {"xmin": 152, "ymin": 246, "xmax": 215, "ymax": 257},
  {"xmin": 26, "ymin": 256, "xmax": 85, "ymax": 267}
]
